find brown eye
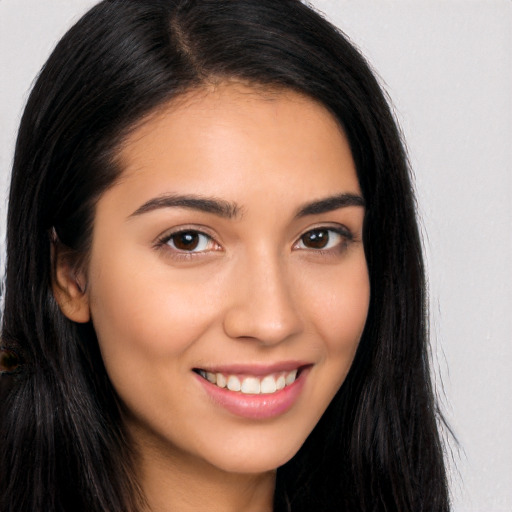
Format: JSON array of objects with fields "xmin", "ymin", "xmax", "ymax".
[
  {"xmin": 297, "ymin": 227, "xmax": 350, "ymax": 251},
  {"xmin": 166, "ymin": 231, "xmax": 212, "ymax": 252},
  {"xmin": 0, "ymin": 349, "xmax": 20, "ymax": 373},
  {"xmin": 300, "ymin": 229, "xmax": 331, "ymax": 249}
]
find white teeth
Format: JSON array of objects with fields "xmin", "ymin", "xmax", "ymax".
[
  {"xmin": 285, "ymin": 369, "xmax": 297, "ymax": 386},
  {"xmin": 241, "ymin": 377, "xmax": 260, "ymax": 394},
  {"xmin": 276, "ymin": 375, "xmax": 286, "ymax": 390},
  {"xmin": 199, "ymin": 368, "xmax": 300, "ymax": 394},
  {"xmin": 260, "ymin": 375, "xmax": 277, "ymax": 394},
  {"xmin": 216, "ymin": 373, "xmax": 227, "ymax": 388},
  {"xmin": 227, "ymin": 375, "xmax": 241, "ymax": 392}
]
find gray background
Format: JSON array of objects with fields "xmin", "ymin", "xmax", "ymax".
[{"xmin": 1, "ymin": 1, "xmax": 511, "ymax": 510}]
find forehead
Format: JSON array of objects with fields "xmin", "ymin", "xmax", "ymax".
[{"xmin": 111, "ymin": 83, "xmax": 360, "ymax": 207}]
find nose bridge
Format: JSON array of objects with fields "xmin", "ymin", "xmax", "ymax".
[{"xmin": 222, "ymin": 243, "xmax": 302, "ymax": 344}]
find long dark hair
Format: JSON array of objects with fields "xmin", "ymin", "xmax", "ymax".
[{"xmin": 0, "ymin": 0, "xmax": 449, "ymax": 510}]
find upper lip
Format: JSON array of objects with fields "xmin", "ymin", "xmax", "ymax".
[{"xmin": 193, "ymin": 361, "xmax": 311, "ymax": 376}]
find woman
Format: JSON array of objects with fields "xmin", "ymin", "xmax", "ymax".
[{"xmin": 0, "ymin": 0, "xmax": 449, "ymax": 510}]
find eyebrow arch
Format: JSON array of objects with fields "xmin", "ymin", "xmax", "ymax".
[
  {"xmin": 296, "ymin": 193, "xmax": 365, "ymax": 217},
  {"xmin": 129, "ymin": 194, "xmax": 242, "ymax": 219}
]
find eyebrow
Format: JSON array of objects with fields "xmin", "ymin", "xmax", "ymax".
[
  {"xmin": 129, "ymin": 191, "xmax": 364, "ymax": 220},
  {"xmin": 295, "ymin": 193, "xmax": 365, "ymax": 217},
  {"xmin": 129, "ymin": 194, "xmax": 242, "ymax": 219}
]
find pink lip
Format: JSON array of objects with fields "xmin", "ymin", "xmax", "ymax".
[{"xmin": 194, "ymin": 365, "xmax": 310, "ymax": 420}]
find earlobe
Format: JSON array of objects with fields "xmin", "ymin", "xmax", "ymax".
[{"xmin": 51, "ymin": 240, "xmax": 90, "ymax": 323}]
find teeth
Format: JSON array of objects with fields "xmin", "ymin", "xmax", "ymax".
[
  {"xmin": 285, "ymin": 369, "xmax": 297, "ymax": 386},
  {"xmin": 227, "ymin": 375, "xmax": 241, "ymax": 392},
  {"xmin": 260, "ymin": 375, "xmax": 277, "ymax": 394},
  {"xmin": 199, "ymin": 369, "xmax": 299, "ymax": 395},
  {"xmin": 241, "ymin": 377, "xmax": 260, "ymax": 394},
  {"xmin": 216, "ymin": 373, "xmax": 227, "ymax": 388}
]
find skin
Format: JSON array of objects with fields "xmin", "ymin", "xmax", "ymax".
[{"xmin": 54, "ymin": 84, "xmax": 370, "ymax": 512}]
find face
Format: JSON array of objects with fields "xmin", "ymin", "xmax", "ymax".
[{"xmin": 77, "ymin": 84, "xmax": 369, "ymax": 475}]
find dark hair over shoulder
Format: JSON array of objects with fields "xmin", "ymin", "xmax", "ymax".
[{"xmin": 1, "ymin": 1, "xmax": 449, "ymax": 510}]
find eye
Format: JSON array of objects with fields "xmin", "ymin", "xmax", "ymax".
[
  {"xmin": 164, "ymin": 230, "xmax": 216, "ymax": 252},
  {"xmin": 295, "ymin": 227, "xmax": 351, "ymax": 251}
]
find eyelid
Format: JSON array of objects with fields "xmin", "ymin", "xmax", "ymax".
[{"xmin": 155, "ymin": 224, "xmax": 217, "ymax": 242}]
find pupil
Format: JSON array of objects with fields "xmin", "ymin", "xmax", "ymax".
[
  {"xmin": 174, "ymin": 232, "xmax": 199, "ymax": 251},
  {"xmin": 304, "ymin": 230, "xmax": 328, "ymax": 249}
]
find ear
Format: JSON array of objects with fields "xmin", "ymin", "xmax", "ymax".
[{"xmin": 51, "ymin": 240, "xmax": 90, "ymax": 323}]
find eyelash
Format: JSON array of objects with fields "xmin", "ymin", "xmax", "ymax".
[{"xmin": 155, "ymin": 225, "xmax": 354, "ymax": 260}]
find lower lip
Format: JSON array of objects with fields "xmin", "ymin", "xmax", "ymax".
[{"xmin": 195, "ymin": 369, "xmax": 308, "ymax": 420}]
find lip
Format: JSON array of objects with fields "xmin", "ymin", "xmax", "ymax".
[{"xmin": 194, "ymin": 364, "xmax": 311, "ymax": 420}]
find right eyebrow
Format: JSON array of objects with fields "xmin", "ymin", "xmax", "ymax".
[{"xmin": 128, "ymin": 193, "xmax": 243, "ymax": 219}]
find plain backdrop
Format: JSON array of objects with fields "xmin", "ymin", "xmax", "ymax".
[{"xmin": 1, "ymin": 1, "xmax": 511, "ymax": 510}]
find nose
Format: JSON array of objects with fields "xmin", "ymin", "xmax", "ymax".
[{"xmin": 222, "ymin": 250, "xmax": 303, "ymax": 346}]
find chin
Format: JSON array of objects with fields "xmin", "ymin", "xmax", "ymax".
[{"xmin": 198, "ymin": 432, "xmax": 304, "ymax": 475}]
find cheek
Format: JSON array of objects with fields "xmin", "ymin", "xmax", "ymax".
[
  {"xmin": 306, "ymin": 255, "xmax": 370, "ymax": 353},
  {"xmin": 85, "ymin": 262, "xmax": 225, "ymax": 439},
  {"xmin": 303, "ymin": 256, "xmax": 370, "ymax": 412},
  {"xmin": 85, "ymin": 251, "xmax": 223, "ymax": 383}
]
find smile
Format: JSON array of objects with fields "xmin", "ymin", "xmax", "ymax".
[
  {"xmin": 194, "ymin": 364, "xmax": 310, "ymax": 419},
  {"xmin": 195, "ymin": 369, "xmax": 299, "ymax": 395}
]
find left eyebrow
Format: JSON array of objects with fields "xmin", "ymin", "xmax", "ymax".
[{"xmin": 295, "ymin": 193, "xmax": 365, "ymax": 218}]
